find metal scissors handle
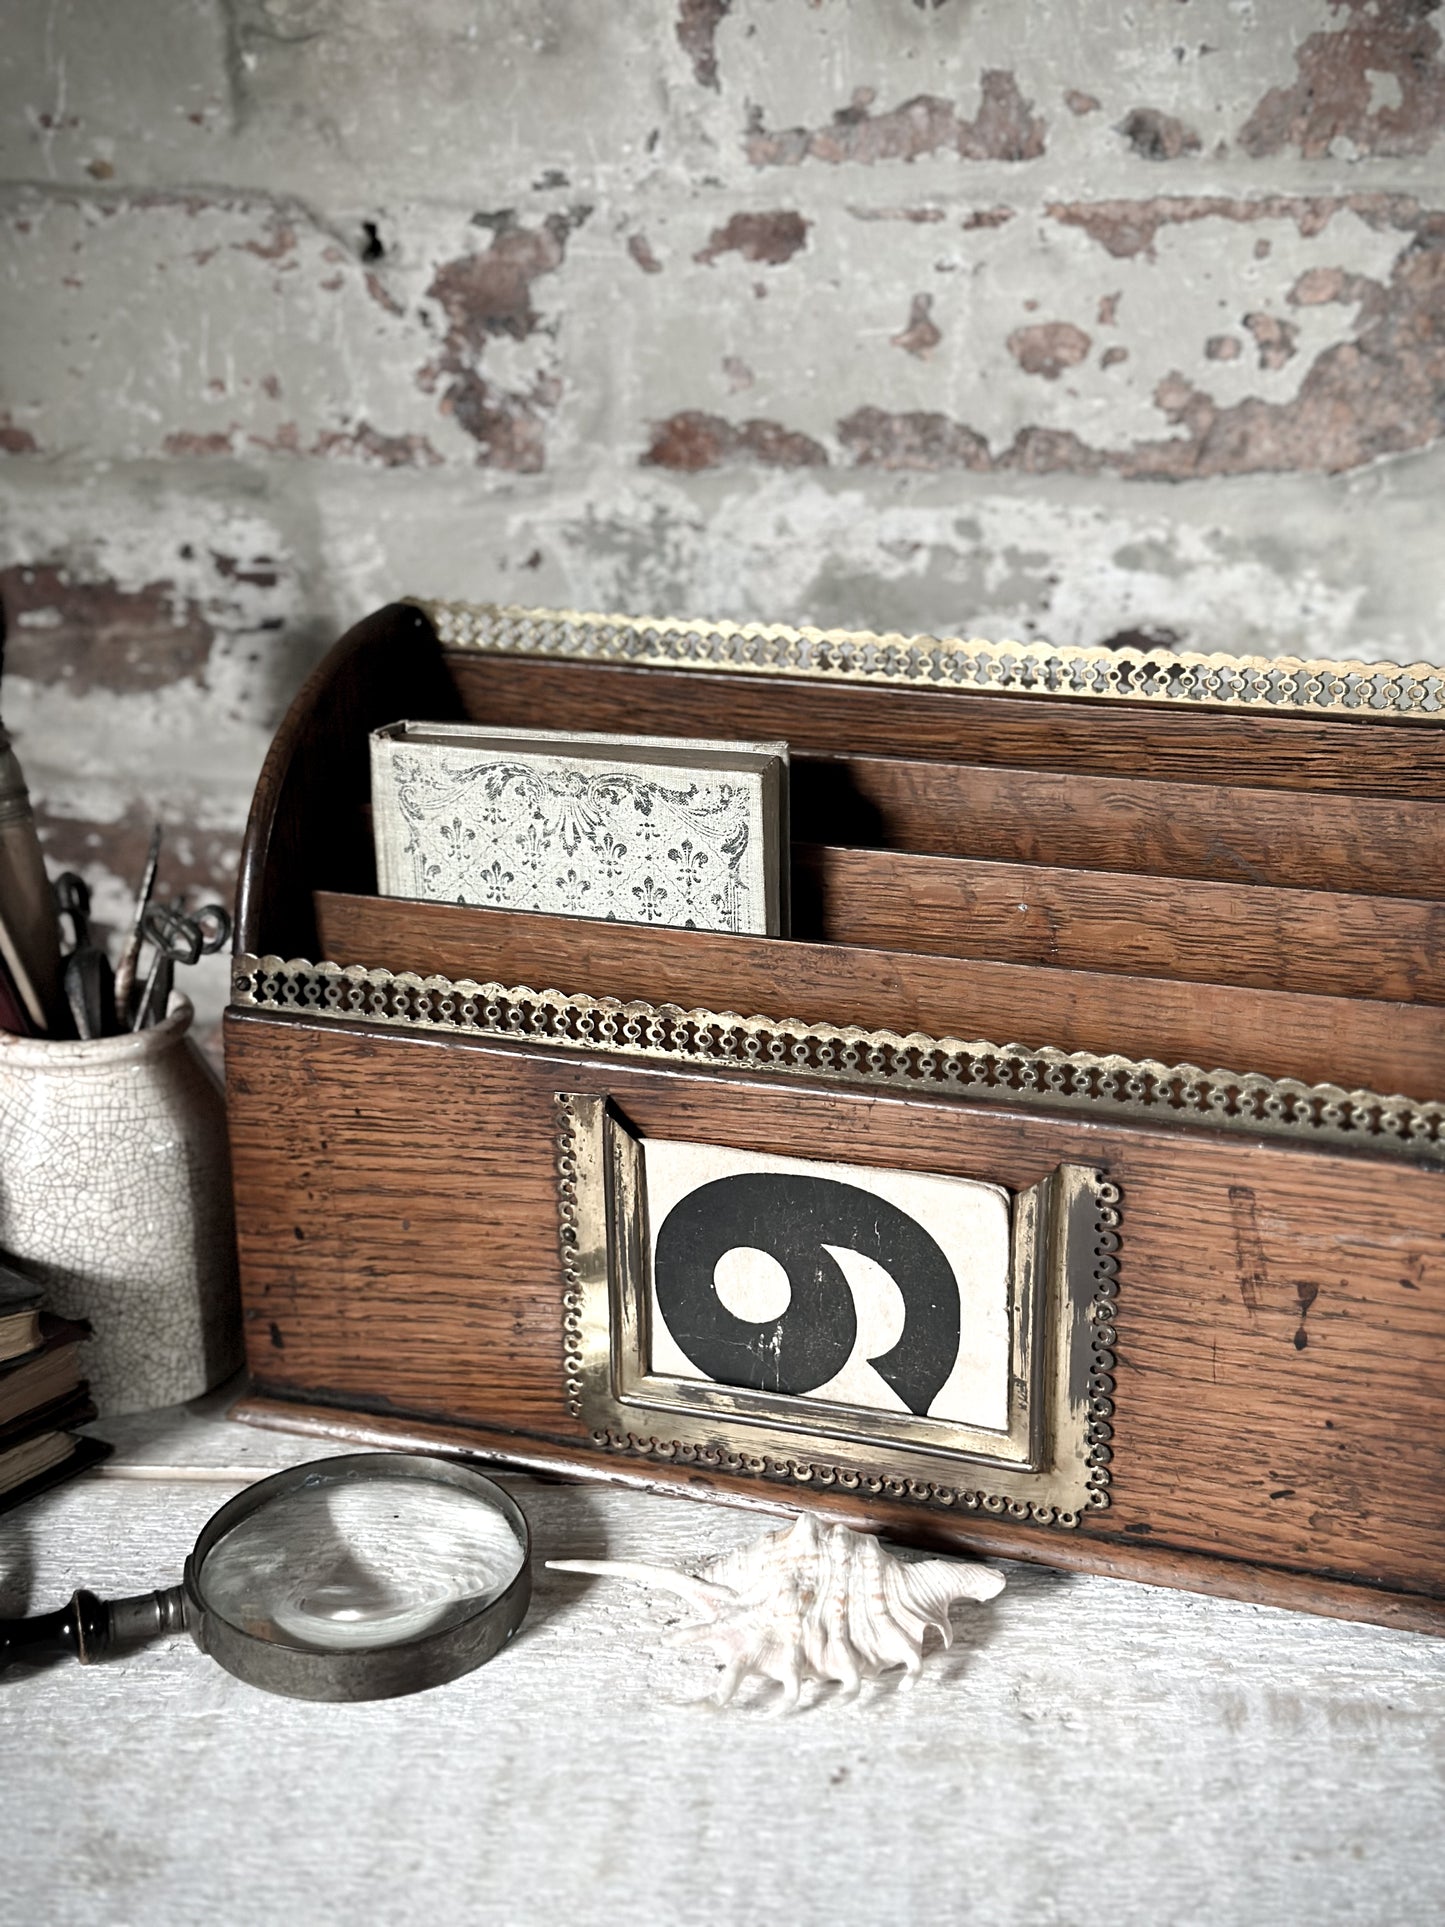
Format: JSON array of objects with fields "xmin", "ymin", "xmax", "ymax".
[
  {"xmin": 187, "ymin": 903, "xmax": 232, "ymax": 954},
  {"xmin": 132, "ymin": 901, "xmax": 231, "ymax": 1030},
  {"xmin": 52, "ymin": 872, "xmax": 91, "ymax": 953}
]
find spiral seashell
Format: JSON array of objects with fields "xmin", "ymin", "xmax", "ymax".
[{"xmin": 549, "ymin": 1511, "xmax": 1005, "ymax": 1709}]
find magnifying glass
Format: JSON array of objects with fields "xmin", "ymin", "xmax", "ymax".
[{"xmin": 0, "ymin": 1453, "xmax": 531, "ymax": 1701}]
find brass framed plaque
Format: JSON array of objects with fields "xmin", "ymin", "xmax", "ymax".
[{"xmin": 555, "ymin": 1093, "xmax": 1121, "ymax": 1529}]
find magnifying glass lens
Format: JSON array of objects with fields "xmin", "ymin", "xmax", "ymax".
[{"xmin": 198, "ymin": 1468, "xmax": 528, "ymax": 1654}]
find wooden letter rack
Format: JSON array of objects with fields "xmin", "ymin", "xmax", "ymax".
[{"xmin": 226, "ymin": 602, "xmax": 1445, "ymax": 1635}]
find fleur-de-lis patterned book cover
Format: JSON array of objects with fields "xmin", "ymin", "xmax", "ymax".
[{"xmin": 370, "ymin": 722, "xmax": 789, "ymax": 935}]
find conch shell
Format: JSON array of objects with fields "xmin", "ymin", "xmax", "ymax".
[{"xmin": 549, "ymin": 1510, "xmax": 1005, "ymax": 1709}]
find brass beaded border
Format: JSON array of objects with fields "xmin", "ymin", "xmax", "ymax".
[
  {"xmin": 555, "ymin": 1094, "xmax": 587, "ymax": 1420},
  {"xmin": 232, "ymin": 955, "xmax": 1445, "ymax": 1165},
  {"xmin": 414, "ymin": 598, "xmax": 1445, "ymax": 722}
]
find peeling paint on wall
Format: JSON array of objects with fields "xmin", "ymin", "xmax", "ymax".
[
  {"xmin": 1239, "ymin": 0, "xmax": 1445, "ymax": 159},
  {"xmin": 745, "ymin": 74, "xmax": 1046, "ymax": 167},
  {"xmin": 2, "ymin": 0, "xmax": 1445, "ymax": 1059},
  {"xmin": 424, "ymin": 210, "xmax": 587, "ymax": 469},
  {"xmin": 676, "ymin": 0, "xmax": 732, "ymax": 91},
  {"xmin": 695, "ymin": 212, "xmax": 810, "ymax": 266},
  {"xmin": 644, "ymin": 413, "xmax": 828, "ymax": 470}
]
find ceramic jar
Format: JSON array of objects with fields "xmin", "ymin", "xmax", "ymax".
[{"xmin": 0, "ymin": 995, "xmax": 242, "ymax": 1415}]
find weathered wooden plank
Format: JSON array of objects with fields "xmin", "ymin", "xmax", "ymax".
[{"xmin": 224, "ymin": 1011, "xmax": 1445, "ymax": 1612}]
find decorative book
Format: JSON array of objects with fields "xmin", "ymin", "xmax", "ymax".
[{"xmin": 370, "ymin": 723, "xmax": 789, "ymax": 936}]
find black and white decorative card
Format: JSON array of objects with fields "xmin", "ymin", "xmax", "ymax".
[
  {"xmin": 555, "ymin": 1091, "xmax": 1122, "ymax": 1527},
  {"xmin": 644, "ymin": 1139, "xmax": 1012, "ymax": 1431},
  {"xmin": 371, "ymin": 722, "xmax": 788, "ymax": 935}
]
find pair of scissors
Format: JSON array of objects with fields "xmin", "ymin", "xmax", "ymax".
[
  {"xmin": 132, "ymin": 901, "xmax": 231, "ymax": 1032},
  {"xmin": 53, "ymin": 872, "xmax": 116, "ymax": 1041}
]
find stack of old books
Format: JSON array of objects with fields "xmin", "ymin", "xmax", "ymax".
[{"xmin": 0, "ymin": 1257, "xmax": 108, "ymax": 1517}]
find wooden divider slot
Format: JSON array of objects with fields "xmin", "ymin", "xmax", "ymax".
[
  {"xmin": 444, "ymin": 651, "xmax": 1445, "ymax": 799},
  {"xmin": 796, "ymin": 844, "xmax": 1445, "ymax": 1005},
  {"xmin": 312, "ymin": 888, "xmax": 1445, "ymax": 1101},
  {"xmin": 791, "ymin": 755, "xmax": 1445, "ymax": 898}
]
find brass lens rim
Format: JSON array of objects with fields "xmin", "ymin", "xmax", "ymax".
[{"xmin": 183, "ymin": 1452, "xmax": 532, "ymax": 1702}]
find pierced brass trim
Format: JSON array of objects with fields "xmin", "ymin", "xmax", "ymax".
[
  {"xmin": 232, "ymin": 955, "xmax": 1445, "ymax": 1165},
  {"xmin": 413, "ymin": 598, "xmax": 1445, "ymax": 722},
  {"xmin": 553, "ymin": 1093, "xmax": 1121, "ymax": 1530}
]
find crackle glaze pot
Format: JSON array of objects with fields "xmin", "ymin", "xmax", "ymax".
[{"xmin": 0, "ymin": 995, "xmax": 242, "ymax": 1414}]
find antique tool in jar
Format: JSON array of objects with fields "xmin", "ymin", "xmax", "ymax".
[
  {"xmin": 53, "ymin": 872, "xmax": 117, "ymax": 1042},
  {"xmin": 131, "ymin": 900, "xmax": 231, "ymax": 1032}
]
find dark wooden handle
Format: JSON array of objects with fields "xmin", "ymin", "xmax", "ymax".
[
  {"xmin": 0, "ymin": 1588, "xmax": 110, "ymax": 1668},
  {"xmin": 0, "ymin": 1586, "xmax": 185, "ymax": 1671}
]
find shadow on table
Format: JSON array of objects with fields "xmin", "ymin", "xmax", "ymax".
[{"xmin": 0, "ymin": 1510, "xmax": 73, "ymax": 1681}]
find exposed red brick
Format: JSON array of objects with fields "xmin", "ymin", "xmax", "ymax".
[
  {"xmin": 424, "ymin": 213, "xmax": 583, "ymax": 467},
  {"xmin": 643, "ymin": 412, "xmax": 827, "ymax": 470},
  {"xmin": 1133, "ymin": 214, "xmax": 1445, "ymax": 475},
  {"xmin": 628, "ymin": 233, "xmax": 663, "ymax": 273},
  {"xmin": 428, "ymin": 217, "xmax": 572, "ymax": 348},
  {"xmin": 1004, "ymin": 426, "xmax": 1108, "ymax": 475},
  {"xmin": 746, "ymin": 72, "xmax": 1045, "ymax": 166},
  {"xmin": 891, "ymin": 293, "xmax": 942, "ymax": 358},
  {"xmin": 836, "ymin": 206, "xmax": 1445, "ymax": 480},
  {"xmin": 722, "ymin": 355, "xmax": 755, "ymax": 390},
  {"xmin": 960, "ymin": 206, "xmax": 1014, "ymax": 230},
  {"xmin": 1206, "ymin": 334, "xmax": 1243, "ymax": 360},
  {"xmin": 1243, "ymin": 312, "xmax": 1300, "ymax": 370},
  {"xmin": 309, "ymin": 423, "xmax": 444, "ymax": 467},
  {"xmin": 695, "ymin": 211, "xmax": 810, "ymax": 266},
  {"xmin": 0, "ymin": 567, "xmax": 213, "ymax": 694},
  {"xmin": 441, "ymin": 375, "xmax": 551, "ymax": 472},
  {"xmin": 1064, "ymin": 89, "xmax": 1101, "ymax": 116},
  {"xmin": 1101, "ymin": 346, "xmax": 1129, "ymax": 368},
  {"xmin": 676, "ymin": 0, "xmax": 731, "ymax": 90},
  {"xmin": 0, "ymin": 413, "xmax": 38, "ymax": 454},
  {"xmin": 252, "ymin": 422, "xmax": 302, "ymax": 454},
  {"xmin": 1097, "ymin": 291, "xmax": 1121, "ymax": 326},
  {"xmin": 1117, "ymin": 107, "xmax": 1202, "ymax": 161},
  {"xmin": 1007, "ymin": 321, "xmax": 1091, "ymax": 379},
  {"xmin": 1047, "ymin": 191, "xmax": 1419, "ymax": 259},
  {"xmin": 162, "ymin": 428, "xmax": 238, "ymax": 456},
  {"xmin": 1240, "ymin": 0, "xmax": 1445, "ymax": 159},
  {"xmin": 837, "ymin": 408, "xmax": 991, "ymax": 470},
  {"xmin": 1289, "ymin": 264, "xmax": 1371, "ymax": 306}
]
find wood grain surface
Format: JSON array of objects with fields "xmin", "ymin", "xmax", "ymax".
[
  {"xmin": 313, "ymin": 889, "xmax": 1445, "ymax": 1100},
  {"xmin": 227, "ymin": 608, "xmax": 1445, "ymax": 1643},
  {"xmin": 225, "ymin": 1008, "xmax": 1445, "ymax": 1617},
  {"xmin": 235, "ymin": 602, "xmax": 463, "ymax": 960},
  {"xmin": 8, "ymin": 1401, "xmax": 1444, "ymax": 1927},
  {"xmin": 444, "ymin": 649, "xmax": 1445, "ymax": 798},
  {"xmin": 792, "ymin": 753, "xmax": 1445, "ymax": 897},
  {"xmin": 796, "ymin": 844, "xmax": 1445, "ymax": 1003}
]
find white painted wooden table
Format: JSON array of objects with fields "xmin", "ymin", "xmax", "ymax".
[{"xmin": 3, "ymin": 1385, "xmax": 1442, "ymax": 1927}]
